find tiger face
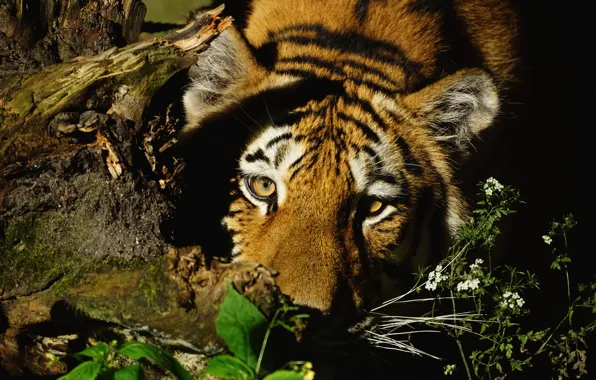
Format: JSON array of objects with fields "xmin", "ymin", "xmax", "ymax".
[{"xmin": 181, "ymin": 0, "xmax": 515, "ymax": 312}]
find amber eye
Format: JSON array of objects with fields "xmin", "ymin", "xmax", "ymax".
[
  {"xmin": 368, "ymin": 199, "xmax": 386, "ymax": 216},
  {"xmin": 246, "ymin": 176, "xmax": 276, "ymax": 200}
]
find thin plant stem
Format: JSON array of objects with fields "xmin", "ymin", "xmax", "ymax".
[
  {"xmin": 451, "ymin": 289, "xmax": 473, "ymax": 380},
  {"xmin": 255, "ymin": 308, "xmax": 282, "ymax": 376}
]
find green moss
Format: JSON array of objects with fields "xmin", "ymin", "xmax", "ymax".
[
  {"xmin": 50, "ymin": 255, "xmax": 146, "ymax": 296},
  {"xmin": 8, "ymin": 89, "xmax": 35, "ymax": 119},
  {"xmin": 0, "ymin": 214, "xmax": 65, "ymax": 291},
  {"xmin": 0, "ymin": 213, "xmax": 147, "ymax": 295},
  {"xmin": 137, "ymin": 255, "xmax": 167, "ymax": 308}
]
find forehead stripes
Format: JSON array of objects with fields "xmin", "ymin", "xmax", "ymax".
[
  {"xmin": 263, "ymin": 23, "xmax": 425, "ymax": 93},
  {"xmin": 276, "ymin": 57, "xmax": 400, "ymax": 95},
  {"xmin": 269, "ymin": 24, "xmax": 423, "ymax": 75}
]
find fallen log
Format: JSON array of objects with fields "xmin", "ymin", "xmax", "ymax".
[
  {"xmin": 0, "ymin": 4, "xmax": 231, "ymax": 298},
  {"xmin": 0, "ymin": 247, "xmax": 287, "ymax": 376}
]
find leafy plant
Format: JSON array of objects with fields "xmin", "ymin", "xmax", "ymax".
[
  {"xmin": 205, "ymin": 282, "xmax": 313, "ymax": 380},
  {"xmin": 369, "ymin": 178, "xmax": 595, "ymax": 379},
  {"xmin": 57, "ymin": 340, "xmax": 192, "ymax": 380}
]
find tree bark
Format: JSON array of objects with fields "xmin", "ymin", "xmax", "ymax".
[
  {"xmin": 0, "ymin": 0, "xmax": 147, "ymax": 75},
  {"xmin": 0, "ymin": 2, "xmax": 280, "ymax": 376}
]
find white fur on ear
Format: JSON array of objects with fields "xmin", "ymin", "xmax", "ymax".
[
  {"xmin": 410, "ymin": 69, "xmax": 499, "ymax": 151},
  {"xmin": 183, "ymin": 29, "xmax": 250, "ymax": 127}
]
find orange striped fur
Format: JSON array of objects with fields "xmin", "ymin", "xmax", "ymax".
[{"xmin": 181, "ymin": 0, "xmax": 518, "ymax": 312}]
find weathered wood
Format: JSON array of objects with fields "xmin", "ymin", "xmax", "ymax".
[
  {"xmin": 0, "ymin": 4, "xmax": 231, "ymax": 168},
  {"xmin": 0, "ymin": 0, "xmax": 147, "ymax": 74}
]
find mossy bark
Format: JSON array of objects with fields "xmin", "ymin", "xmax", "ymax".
[
  {"xmin": 0, "ymin": 3, "xmax": 232, "ymax": 295},
  {"xmin": 0, "ymin": 247, "xmax": 286, "ymax": 376},
  {"xmin": 0, "ymin": 2, "xmax": 259, "ymax": 376}
]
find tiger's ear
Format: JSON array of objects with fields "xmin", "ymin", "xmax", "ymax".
[
  {"xmin": 403, "ymin": 69, "xmax": 499, "ymax": 152},
  {"xmin": 183, "ymin": 27, "xmax": 265, "ymax": 129}
]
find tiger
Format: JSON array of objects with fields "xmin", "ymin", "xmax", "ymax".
[{"xmin": 180, "ymin": 0, "xmax": 518, "ymax": 313}]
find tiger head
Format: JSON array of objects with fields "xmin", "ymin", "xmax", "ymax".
[{"xmin": 180, "ymin": 27, "xmax": 499, "ymax": 313}]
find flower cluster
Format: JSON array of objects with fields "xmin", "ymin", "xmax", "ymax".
[
  {"xmin": 468, "ymin": 258, "xmax": 484, "ymax": 271},
  {"xmin": 542, "ymin": 235, "xmax": 552, "ymax": 245},
  {"xmin": 425, "ymin": 264, "xmax": 448, "ymax": 291},
  {"xmin": 457, "ymin": 278, "xmax": 481, "ymax": 292},
  {"xmin": 455, "ymin": 259, "xmax": 484, "ymax": 293},
  {"xmin": 483, "ymin": 177, "xmax": 504, "ymax": 196},
  {"xmin": 500, "ymin": 291, "xmax": 525, "ymax": 309}
]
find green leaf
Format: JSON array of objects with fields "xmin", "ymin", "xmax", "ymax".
[
  {"xmin": 117, "ymin": 342, "xmax": 191, "ymax": 380},
  {"xmin": 114, "ymin": 364, "xmax": 144, "ymax": 380},
  {"xmin": 510, "ymin": 361, "xmax": 523, "ymax": 371},
  {"xmin": 58, "ymin": 361, "xmax": 102, "ymax": 380},
  {"xmin": 74, "ymin": 342, "xmax": 110, "ymax": 362},
  {"xmin": 216, "ymin": 282, "xmax": 268, "ymax": 369},
  {"xmin": 263, "ymin": 370, "xmax": 304, "ymax": 380},
  {"xmin": 205, "ymin": 355, "xmax": 255, "ymax": 380}
]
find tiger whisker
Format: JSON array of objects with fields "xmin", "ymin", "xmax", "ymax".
[
  {"xmin": 234, "ymin": 116, "xmax": 257, "ymax": 134},
  {"xmin": 374, "ymin": 296, "xmax": 463, "ymax": 304},
  {"xmin": 372, "ymin": 241, "xmax": 472, "ymax": 311},
  {"xmin": 365, "ymin": 331, "xmax": 442, "ymax": 359},
  {"xmin": 264, "ymin": 101, "xmax": 277, "ymax": 128},
  {"xmin": 376, "ymin": 330, "xmax": 440, "ymax": 336},
  {"xmin": 238, "ymin": 103, "xmax": 265, "ymax": 130},
  {"xmin": 375, "ymin": 317, "xmax": 494, "ymax": 342}
]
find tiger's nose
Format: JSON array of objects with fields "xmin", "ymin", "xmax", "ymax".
[{"xmin": 271, "ymin": 259, "xmax": 339, "ymax": 312}]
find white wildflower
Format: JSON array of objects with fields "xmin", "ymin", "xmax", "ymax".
[
  {"xmin": 483, "ymin": 177, "xmax": 504, "ymax": 196},
  {"xmin": 487, "ymin": 177, "xmax": 504, "ymax": 190},
  {"xmin": 469, "ymin": 279, "xmax": 480, "ymax": 289},
  {"xmin": 542, "ymin": 235, "xmax": 552, "ymax": 245},
  {"xmin": 456, "ymin": 278, "xmax": 480, "ymax": 292},
  {"xmin": 501, "ymin": 291, "xmax": 524, "ymax": 309},
  {"xmin": 425, "ymin": 264, "xmax": 448, "ymax": 291},
  {"xmin": 469, "ymin": 259, "xmax": 484, "ymax": 271}
]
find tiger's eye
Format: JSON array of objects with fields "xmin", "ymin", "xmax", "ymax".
[
  {"xmin": 369, "ymin": 199, "xmax": 384, "ymax": 214},
  {"xmin": 249, "ymin": 176, "xmax": 276, "ymax": 199}
]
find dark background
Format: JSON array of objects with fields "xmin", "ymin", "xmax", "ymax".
[
  {"xmin": 456, "ymin": 0, "xmax": 593, "ymax": 378},
  {"xmin": 166, "ymin": 0, "xmax": 593, "ymax": 378}
]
